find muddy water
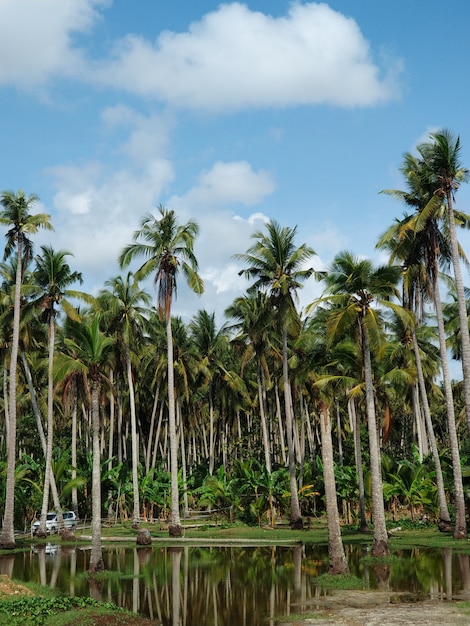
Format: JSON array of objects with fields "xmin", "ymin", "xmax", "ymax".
[{"xmin": 1, "ymin": 543, "xmax": 469, "ymax": 625}]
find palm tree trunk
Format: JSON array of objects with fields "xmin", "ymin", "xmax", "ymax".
[
  {"xmin": 208, "ymin": 392, "xmax": 215, "ymax": 475},
  {"xmin": 0, "ymin": 239, "xmax": 22, "ymax": 549},
  {"xmin": 151, "ymin": 401, "xmax": 164, "ymax": 471},
  {"xmin": 411, "ymin": 330, "xmax": 452, "ymax": 529},
  {"xmin": 362, "ymin": 327, "xmax": 389, "ymax": 556},
  {"xmin": 348, "ymin": 396, "xmax": 368, "ymax": 532},
  {"xmin": 433, "ymin": 276, "xmax": 466, "ymax": 538},
  {"xmin": 282, "ymin": 328, "xmax": 302, "ymax": 529},
  {"xmin": 258, "ymin": 367, "xmax": 271, "ymax": 474},
  {"xmin": 89, "ymin": 381, "xmax": 104, "ymax": 573},
  {"xmin": 446, "ymin": 194, "xmax": 470, "ymax": 438},
  {"xmin": 107, "ymin": 370, "xmax": 115, "ymax": 517},
  {"xmin": 37, "ymin": 316, "xmax": 56, "ymax": 537},
  {"xmin": 126, "ymin": 350, "xmax": 140, "ymax": 527},
  {"xmin": 178, "ymin": 400, "xmax": 189, "ymax": 518},
  {"xmin": 71, "ymin": 384, "xmax": 79, "ymax": 516},
  {"xmin": 21, "ymin": 349, "xmax": 63, "ymax": 520},
  {"xmin": 3, "ymin": 357, "xmax": 9, "ymax": 443},
  {"xmin": 412, "ymin": 384, "xmax": 426, "ymax": 461},
  {"xmin": 167, "ymin": 314, "xmax": 182, "ymax": 537},
  {"xmin": 275, "ymin": 382, "xmax": 287, "ymax": 467},
  {"xmin": 145, "ymin": 383, "xmax": 160, "ymax": 473},
  {"xmin": 320, "ymin": 402, "xmax": 349, "ymax": 574}
]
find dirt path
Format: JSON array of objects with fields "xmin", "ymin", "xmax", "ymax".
[{"xmin": 281, "ymin": 591, "xmax": 470, "ymax": 625}]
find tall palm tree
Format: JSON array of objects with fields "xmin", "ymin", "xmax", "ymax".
[
  {"xmin": 0, "ymin": 190, "xmax": 52, "ymax": 548},
  {"xmin": 119, "ymin": 206, "xmax": 204, "ymax": 537},
  {"xmin": 380, "ymin": 147, "xmax": 467, "ymax": 538},
  {"xmin": 55, "ymin": 316, "xmax": 114, "ymax": 572},
  {"xmin": 313, "ymin": 251, "xmax": 404, "ymax": 556},
  {"xmin": 235, "ymin": 220, "xmax": 316, "ymax": 529},
  {"xmin": 426, "ymin": 130, "xmax": 470, "ymax": 435},
  {"xmin": 32, "ymin": 245, "xmax": 90, "ymax": 537},
  {"xmin": 97, "ymin": 272, "xmax": 151, "ymax": 527}
]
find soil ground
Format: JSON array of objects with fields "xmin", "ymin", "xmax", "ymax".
[{"xmin": 280, "ymin": 590, "xmax": 470, "ymax": 625}]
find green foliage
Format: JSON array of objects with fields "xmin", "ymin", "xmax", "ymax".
[{"xmin": 0, "ymin": 596, "xmax": 122, "ymax": 626}]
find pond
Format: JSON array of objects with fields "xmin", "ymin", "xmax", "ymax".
[{"xmin": 1, "ymin": 542, "xmax": 470, "ymax": 625}]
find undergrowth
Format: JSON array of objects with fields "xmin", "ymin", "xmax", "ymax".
[{"xmin": 0, "ymin": 596, "xmax": 122, "ymax": 626}]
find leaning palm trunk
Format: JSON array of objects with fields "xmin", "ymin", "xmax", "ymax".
[
  {"xmin": 411, "ymin": 331, "xmax": 452, "ymax": 530},
  {"xmin": 432, "ymin": 276, "xmax": 466, "ymax": 538},
  {"xmin": 320, "ymin": 402, "xmax": 349, "ymax": 574},
  {"xmin": 89, "ymin": 382, "xmax": 104, "ymax": 573},
  {"xmin": 282, "ymin": 327, "xmax": 302, "ymax": 529},
  {"xmin": 167, "ymin": 314, "xmax": 182, "ymax": 537},
  {"xmin": 21, "ymin": 349, "xmax": 63, "ymax": 523},
  {"xmin": 0, "ymin": 240, "xmax": 22, "ymax": 549},
  {"xmin": 362, "ymin": 328, "xmax": 389, "ymax": 556},
  {"xmin": 446, "ymin": 196, "xmax": 470, "ymax": 438}
]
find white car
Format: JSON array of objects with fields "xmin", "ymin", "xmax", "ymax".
[{"xmin": 31, "ymin": 511, "xmax": 77, "ymax": 536}]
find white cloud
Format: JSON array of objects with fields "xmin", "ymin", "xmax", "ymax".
[
  {"xmin": 169, "ymin": 161, "xmax": 275, "ymax": 211},
  {"xmin": 1, "ymin": 2, "xmax": 400, "ymax": 111},
  {"xmin": 45, "ymin": 156, "xmax": 175, "ymax": 291},
  {"xmin": 0, "ymin": 0, "xmax": 108, "ymax": 88},
  {"xmin": 94, "ymin": 2, "xmax": 399, "ymax": 110},
  {"xmin": 101, "ymin": 105, "xmax": 175, "ymax": 164}
]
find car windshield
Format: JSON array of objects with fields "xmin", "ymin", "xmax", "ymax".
[{"xmin": 46, "ymin": 513, "xmax": 56, "ymax": 520}]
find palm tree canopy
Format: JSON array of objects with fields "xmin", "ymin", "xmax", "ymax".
[
  {"xmin": 32, "ymin": 245, "xmax": 93, "ymax": 323},
  {"xmin": 0, "ymin": 190, "xmax": 53, "ymax": 263},
  {"xmin": 428, "ymin": 129, "xmax": 469, "ymax": 195},
  {"xmin": 98, "ymin": 272, "xmax": 151, "ymax": 346},
  {"xmin": 312, "ymin": 250, "xmax": 406, "ymax": 348},
  {"xmin": 234, "ymin": 220, "xmax": 316, "ymax": 333},
  {"xmin": 56, "ymin": 316, "xmax": 114, "ymax": 386},
  {"xmin": 119, "ymin": 206, "xmax": 203, "ymax": 320}
]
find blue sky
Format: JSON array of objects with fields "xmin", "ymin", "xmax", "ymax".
[{"xmin": 2, "ymin": 0, "xmax": 470, "ymax": 324}]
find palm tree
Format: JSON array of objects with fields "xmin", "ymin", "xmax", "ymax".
[
  {"xmin": 119, "ymin": 206, "xmax": 204, "ymax": 537},
  {"xmin": 235, "ymin": 220, "xmax": 316, "ymax": 529},
  {"xmin": 0, "ymin": 190, "xmax": 52, "ymax": 548},
  {"xmin": 426, "ymin": 130, "xmax": 470, "ymax": 435},
  {"xmin": 55, "ymin": 316, "xmax": 114, "ymax": 572},
  {"xmin": 97, "ymin": 272, "xmax": 151, "ymax": 527},
  {"xmin": 313, "ymin": 251, "xmax": 404, "ymax": 556},
  {"xmin": 380, "ymin": 147, "xmax": 467, "ymax": 538},
  {"xmin": 32, "ymin": 245, "xmax": 90, "ymax": 537}
]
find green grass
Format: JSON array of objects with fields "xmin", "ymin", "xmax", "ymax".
[{"xmin": 313, "ymin": 573, "xmax": 364, "ymax": 590}]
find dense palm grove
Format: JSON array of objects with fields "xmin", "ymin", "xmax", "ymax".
[{"xmin": 1, "ymin": 130, "xmax": 470, "ymax": 573}]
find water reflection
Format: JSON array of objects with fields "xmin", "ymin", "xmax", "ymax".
[{"xmin": 2, "ymin": 542, "xmax": 469, "ymax": 625}]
